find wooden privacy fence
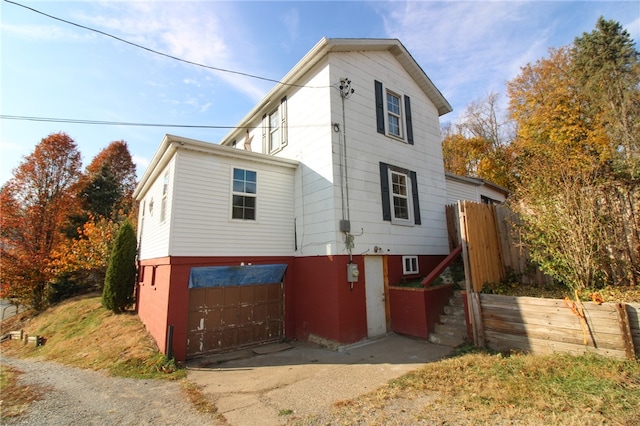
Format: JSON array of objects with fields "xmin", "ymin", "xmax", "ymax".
[
  {"xmin": 446, "ymin": 201, "xmax": 553, "ymax": 293},
  {"xmin": 447, "ymin": 200, "xmax": 638, "ymax": 359},
  {"xmin": 478, "ymin": 294, "xmax": 640, "ymax": 360}
]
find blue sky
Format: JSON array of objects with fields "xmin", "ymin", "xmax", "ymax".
[{"xmin": 1, "ymin": 1, "xmax": 638, "ymax": 185}]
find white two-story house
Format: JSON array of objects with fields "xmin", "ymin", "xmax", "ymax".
[{"xmin": 133, "ymin": 38, "xmax": 453, "ymax": 361}]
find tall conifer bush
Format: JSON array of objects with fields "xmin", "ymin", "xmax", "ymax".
[{"xmin": 102, "ymin": 219, "xmax": 137, "ymax": 312}]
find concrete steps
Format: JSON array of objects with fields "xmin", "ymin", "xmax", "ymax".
[{"xmin": 429, "ymin": 290, "xmax": 468, "ymax": 347}]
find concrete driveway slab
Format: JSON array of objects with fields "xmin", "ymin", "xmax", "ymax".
[{"xmin": 186, "ymin": 334, "xmax": 453, "ymax": 426}]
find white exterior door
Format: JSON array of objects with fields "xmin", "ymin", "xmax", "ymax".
[{"xmin": 364, "ymin": 256, "xmax": 387, "ymax": 337}]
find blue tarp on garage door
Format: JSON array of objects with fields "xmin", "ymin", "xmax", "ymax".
[{"xmin": 188, "ymin": 264, "xmax": 288, "ymax": 289}]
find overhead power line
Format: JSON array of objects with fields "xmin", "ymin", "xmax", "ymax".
[
  {"xmin": 4, "ymin": 0, "xmax": 327, "ymax": 89},
  {"xmin": 0, "ymin": 115, "xmax": 237, "ymax": 128},
  {"xmin": 0, "ymin": 114, "xmax": 327, "ymax": 130}
]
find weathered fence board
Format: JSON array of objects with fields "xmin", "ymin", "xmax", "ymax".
[
  {"xmin": 480, "ymin": 294, "xmax": 639, "ymax": 359},
  {"xmin": 462, "ymin": 202, "xmax": 504, "ymax": 292},
  {"xmin": 625, "ymin": 303, "xmax": 640, "ymax": 357},
  {"xmin": 484, "ymin": 331, "xmax": 629, "ymax": 359}
]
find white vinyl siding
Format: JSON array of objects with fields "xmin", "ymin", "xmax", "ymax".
[
  {"xmin": 169, "ymin": 150, "xmax": 296, "ymax": 257},
  {"xmin": 445, "ymin": 178, "xmax": 481, "ymax": 205},
  {"xmin": 325, "ymin": 50, "xmax": 449, "ymax": 256},
  {"xmin": 137, "ymin": 157, "xmax": 175, "ymax": 260}
]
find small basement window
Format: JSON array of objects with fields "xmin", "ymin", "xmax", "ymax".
[{"xmin": 403, "ymin": 255, "xmax": 419, "ymax": 275}]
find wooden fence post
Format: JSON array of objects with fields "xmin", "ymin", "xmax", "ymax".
[
  {"xmin": 458, "ymin": 201, "xmax": 485, "ymax": 347},
  {"xmin": 615, "ymin": 303, "xmax": 636, "ymax": 360}
]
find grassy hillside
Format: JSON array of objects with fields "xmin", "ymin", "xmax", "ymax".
[{"xmin": 0, "ymin": 294, "xmax": 182, "ymax": 379}]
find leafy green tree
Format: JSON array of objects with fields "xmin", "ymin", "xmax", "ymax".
[
  {"xmin": 102, "ymin": 219, "xmax": 137, "ymax": 313},
  {"xmin": 572, "ymin": 17, "xmax": 640, "ymax": 180}
]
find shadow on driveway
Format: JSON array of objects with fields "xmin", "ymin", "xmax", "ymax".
[{"xmin": 186, "ymin": 333, "xmax": 453, "ymax": 426}]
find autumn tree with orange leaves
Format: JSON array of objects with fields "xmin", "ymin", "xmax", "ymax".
[
  {"xmin": 441, "ymin": 92, "xmax": 515, "ymax": 189},
  {"xmin": 51, "ymin": 141, "xmax": 138, "ymax": 300},
  {"xmin": 507, "ymin": 18, "xmax": 639, "ymax": 289},
  {"xmin": 1, "ymin": 132, "xmax": 82, "ymax": 310}
]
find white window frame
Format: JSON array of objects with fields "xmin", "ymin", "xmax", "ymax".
[
  {"xmin": 231, "ymin": 168, "xmax": 257, "ymax": 221},
  {"xmin": 389, "ymin": 169, "xmax": 413, "ymax": 224},
  {"xmin": 160, "ymin": 170, "xmax": 169, "ymax": 223},
  {"xmin": 264, "ymin": 96, "xmax": 287, "ymax": 155},
  {"xmin": 402, "ymin": 256, "xmax": 419, "ymax": 275},
  {"xmin": 386, "ymin": 90, "xmax": 403, "ymax": 138},
  {"xmin": 268, "ymin": 108, "xmax": 281, "ymax": 153}
]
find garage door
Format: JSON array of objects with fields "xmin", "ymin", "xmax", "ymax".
[{"xmin": 186, "ymin": 264, "xmax": 286, "ymax": 358}]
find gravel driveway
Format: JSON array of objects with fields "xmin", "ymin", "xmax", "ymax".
[{"xmin": 1, "ymin": 356, "xmax": 220, "ymax": 426}]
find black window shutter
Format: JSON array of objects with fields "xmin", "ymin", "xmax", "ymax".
[
  {"xmin": 379, "ymin": 162, "xmax": 391, "ymax": 221},
  {"xmin": 404, "ymin": 95, "xmax": 414, "ymax": 145},
  {"xmin": 410, "ymin": 170, "xmax": 421, "ymax": 224},
  {"xmin": 280, "ymin": 96, "xmax": 288, "ymax": 148},
  {"xmin": 374, "ymin": 80, "xmax": 385, "ymax": 134}
]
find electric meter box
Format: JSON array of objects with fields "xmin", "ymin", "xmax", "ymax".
[{"xmin": 347, "ymin": 262, "xmax": 359, "ymax": 282}]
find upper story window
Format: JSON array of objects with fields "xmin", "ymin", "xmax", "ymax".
[
  {"xmin": 386, "ymin": 91, "xmax": 402, "ymax": 138},
  {"xmin": 390, "ymin": 170, "xmax": 410, "ymax": 221},
  {"xmin": 375, "ymin": 80, "xmax": 414, "ymax": 144},
  {"xmin": 269, "ymin": 109, "xmax": 281, "ymax": 152},
  {"xmin": 232, "ymin": 168, "xmax": 257, "ymax": 220},
  {"xmin": 379, "ymin": 162, "xmax": 421, "ymax": 226},
  {"xmin": 263, "ymin": 96, "xmax": 288, "ymax": 154},
  {"xmin": 160, "ymin": 170, "xmax": 169, "ymax": 222}
]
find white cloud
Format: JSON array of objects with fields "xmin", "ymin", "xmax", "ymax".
[
  {"xmin": 378, "ymin": 1, "xmax": 560, "ymax": 118},
  {"xmin": 132, "ymin": 153, "xmax": 149, "ymax": 177},
  {"xmin": 281, "ymin": 8, "xmax": 300, "ymax": 47},
  {"xmin": 200, "ymin": 102, "xmax": 212, "ymax": 113},
  {"xmin": 1, "ymin": 23, "xmax": 94, "ymax": 41},
  {"xmin": 75, "ymin": 2, "xmax": 270, "ymax": 103}
]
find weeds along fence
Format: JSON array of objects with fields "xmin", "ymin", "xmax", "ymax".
[
  {"xmin": 446, "ymin": 201, "xmax": 552, "ymax": 293},
  {"xmin": 447, "ymin": 200, "xmax": 639, "ymax": 359}
]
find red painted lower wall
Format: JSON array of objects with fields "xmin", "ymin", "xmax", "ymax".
[
  {"xmin": 292, "ymin": 255, "xmax": 367, "ymax": 344},
  {"xmin": 389, "ymin": 283, "xmax": 454, "ymax": 339},
  {"xmin": 136, "ymin": 254, "xmax": 445, "ymax": 361},
  {"xmin": 387, "ymin": 255, "xmax": 446, "ymax": 287}
]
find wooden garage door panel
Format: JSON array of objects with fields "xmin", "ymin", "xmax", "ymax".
[
  {"xmin": 189, "ymin": 288, "xmax": 207, "ymax": 311},
  {"xmin": 224, "ymin": 287, "xmax": 241, "ymax": 306},
  {"xmin": 187, "ymin": 332, "xmax": 203, "ymax": 354},
  {"xmin": 222, "ymin": 306, "xmax": 238, "ymax": 326},
  {"xmin": 239, "ymin": 285, "xmax": 255, "ymax": 304},
  {"xmin": 206, "ymin": 287, "xmax": 224, "ymax": 307},
  {"xmin": 187, "ymin": 282, "xmax": 283, "ymax": 358}
]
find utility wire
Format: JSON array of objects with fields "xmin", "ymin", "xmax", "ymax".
[
  {"xmin": 0, "ymin": 114, "xmax": 327, "ymax": 129},
  {"xmin": 4, "ymin": 0, "xmax": 328, "ymax": 89},
  {"xmin": 0, "ymin": 115, "xmax": 237, "ymax": 128}
]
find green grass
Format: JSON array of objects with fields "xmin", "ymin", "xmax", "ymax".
[
  {"xmin": 296, "ymin": 349, "xmax": 640, "ymax": 425},
  {"xmin": 389, "ymin": 351, "xmax": 640, "ymax": 423},
  {"xmin": 1, "ymin": 295, "xmax": 184, "ymax": 380}
]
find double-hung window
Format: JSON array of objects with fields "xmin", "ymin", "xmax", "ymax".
[
  {"xmin": 232, "ymin": 168, "xmax": 257, "ymax": 220},
  {"xmin": 390, "ymin": 170, "xmax": 410, "ymax": 220},
  {"xmin": 160, "ymin": 170, "xmax": 169, "ymax": 222},
  {"xmin": 379, "ymin": 162, "xmax": 421, "ymax": 225},
  {"xmin": 374, "ymin": 80, "xmax": 414, "ymax": 144},
  {"xmin": 268, "ymin": 109, "xmax": 281, "ymax": 152},
  {"xmin": 263, "ymin": 96, "xmax": 288, "ymax": 154},
  {"xmin": 386, "ymin": 91, "xmax": 402, "ymax": 138}
]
